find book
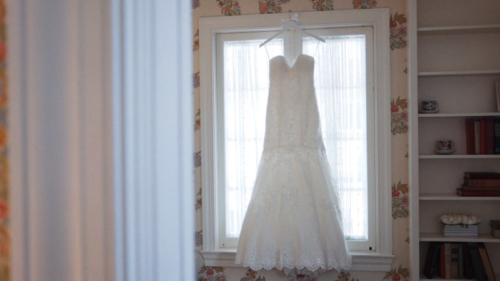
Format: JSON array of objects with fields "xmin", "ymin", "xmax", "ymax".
[
  {"xmin": 456, "ymin": 188, "xmax": 500, "ymax": 197},
  {"xmin": 464, "ymin": 172, "xmax": 500, "ymax": 179},
  {"xmin": 477, "ymin": 243, "xmax": 496, "ymax": 281},
  {"xmin": 444, "ymin": 243, "xmax": 451, "ymax": 279},
  {"xmin": 462, "ymin": 184, "xmax": 500, "ymax": 190},
  {"xmin": 458, "ymin": 243, "xmax": 464, "ymax": 279},
  {"xmin": 451, "ymin": 243, "xmax": 459, "ymax": 279},
  {"xmin": 466, "ymin": 119, "xmax": 476, "ymax": 154},
  {"xmin": 428, "ymin": 242, "xmax": 441, "ymax": 279},
  {"xmin": 486, "ymin": 118, "xmax": 495, "ymax": 154},
  {"xmin": 440, "ymin": 243, "xmax": 445, "ymax": 279},
  {"xmin": 475, "ymin": 120, "xmax": 481, "ymax": 154},
  {"xmin": 463, "ymin": 243, "xmax": 473, "ymax": 279},
  {"xmin": 495, "ymin": 118, "xmax": 500, "ymax": 154},
  {"xmin": 481, "ymin": 119, "xmax": 487, "ymax": 154},
  {"xmin": 423, "ymin": 242, "xmax": 435, "ymax": 278},
  {"xmin": 469, "ymin": 243, "xmax": 486, "ymax": 281}
]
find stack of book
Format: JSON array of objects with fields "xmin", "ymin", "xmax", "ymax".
[
  {"xmin": 443, "ymin": 224, "xmax": 478, "ymax": 237},
  {"xmin": 456, "ymin": 172, "xmax": 500, "ymax": 197},
  {"xmin": 423, "ymin": 242, "xmax": 496, "ymax": 281},
  {"xmin": 465, "ymin": 118, "xmax": 500, "ymax": 155}
]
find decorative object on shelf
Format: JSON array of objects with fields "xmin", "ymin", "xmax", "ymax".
[
  {"xmin": 422, "ymin": 100, "xmax": 439, "ymax": 111},
  {"xmin": 418, "ymin": 109, "xmax": 439, "ymax": 114},
  {"xmin": 491, "ymin": 220, "xmax": 500, "ymax": 238},
  {"xmin": 440, "ymin": 214, "xmax": 480, "ymax": 237},
  {"xmin": 443, "ymin": 224, "xmax": 478, "ymax": 237},
  {"xmin": 440, "ymin": 214, "xmax": 481, "ymax": 225},
  {"xmin": 437, "ymin": 140, "xmax": 454, "ymax": 150},
  {"xmin": 435, "ymin": 149, "xmax": 455, "ymax": 155},
  {"xmin": 435, "ymin": 140, "xmax": 455, "ymax": 155}
]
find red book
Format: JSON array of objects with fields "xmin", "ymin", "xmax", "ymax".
[
  {"xmin": 486, "ymin": 118, "xmax": 495, "ymax": 154},
  {"xmin": 463, "ymin": 177, "xmax": 500, "ymax": 187},
  {"xmin": 481, "ymin": 119, "xmax": 487, "ymax": 154},
  {"xmin": 463, "ymin": 243, "xmax": 473, "ymax": 279},
  {"xmin": 462, "ymin": 184, "xmax": 500, "ymax": 191},
  {"xmin": 440, "ymin": 244, "xmax": 446, "ymax": 279},
  {"xmin": 465, "ymin": 119, "xmax": 475, "ymax": 154},
  {"xmin": 457, "ymin": 188, "xmax": 500, "ymax": 197}
]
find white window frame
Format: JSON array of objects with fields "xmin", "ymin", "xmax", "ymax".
[
  {"xmin": 200, "ymin": 9, "xmax": 393, "ymax": 271},
  {"xmin": 217, "ymin": 28, "xmax": 375, "ymax": 251}
]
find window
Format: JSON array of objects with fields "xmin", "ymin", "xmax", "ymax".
[
  {"xmin": 217, "ymin": 28, "xmax": 375, "ymax": 252},
  {"xmin": 200, "ymin": 10, "xmax": 393, "ymax": 271}
]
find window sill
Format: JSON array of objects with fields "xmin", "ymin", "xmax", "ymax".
[{"xmin": 201, "ymin": 250, "xmax": 394, "ymax": 272}]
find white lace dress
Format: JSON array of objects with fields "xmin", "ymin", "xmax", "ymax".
[{"xmin": 235, "ymin": 54, "xmax": 352, "ymax": 275}]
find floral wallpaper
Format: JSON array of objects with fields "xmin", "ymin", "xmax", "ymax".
[
  {"xmin": 391, "ymin": 97, "xmax": 408, "ymax": 135},
  {"xmin": 0, "ymin": 0, "xmax": 7, "ymax": 279},
  {"xmin": 193, "ymin": 0, "xmax": 409, "ymax": 280}
]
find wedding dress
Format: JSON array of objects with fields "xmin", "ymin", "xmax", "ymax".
[{"xmin": 235, "ymin": 54, "xmax": 352, "ymax": 275}]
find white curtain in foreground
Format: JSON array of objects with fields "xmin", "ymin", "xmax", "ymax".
[
  {"xmin": 223, "ymin": 40, "xmax": 283, "ymax": 237},
  {"xmin": 303, "ymin": 35, "xmax": 368, "ymax": 241}
]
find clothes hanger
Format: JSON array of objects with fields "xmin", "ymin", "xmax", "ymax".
[{"xmin": 259, "ymin": 13, "xmax": 325, "ymax": 48}]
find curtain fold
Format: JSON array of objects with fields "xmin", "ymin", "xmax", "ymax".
[
  {"xmin": 304, "ymin": 35, "xmax": 368, "ymax": 241},
  {"xmin": 223, "ymin": 40, "xmax": 283, "ymax": 238}
]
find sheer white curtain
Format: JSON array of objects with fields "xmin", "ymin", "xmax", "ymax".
[
  {"xmin": 223, "ymin": 40, "xmax": 283, "ymax": 238},
  {"xmin": 223, "ymin": 36, "xmax": 368, "ymax": 241},
  {"xmin": 303, "ymin": 35, "xmax": 368, "ymax": 241}
]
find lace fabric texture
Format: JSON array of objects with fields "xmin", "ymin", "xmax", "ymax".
[{"xmin": 235, "ymin": 54, "xmax": 352, "ymax": 275}]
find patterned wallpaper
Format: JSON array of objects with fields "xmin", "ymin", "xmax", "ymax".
[
  {"xmin": 0, "ymin": 0, "xmax": 8, "ymax": 279},
  {"xmin": 192, "ymin": 1, "xmax": 409, "ymax": 281}
]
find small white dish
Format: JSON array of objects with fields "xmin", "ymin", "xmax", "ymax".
[
  {"xmin": 419, "ymin": 109, "xmax": 440, "ymax": 114},
  {"xmin": 435, "ymin": 149, "xmax": 456, "ymax": 155}
]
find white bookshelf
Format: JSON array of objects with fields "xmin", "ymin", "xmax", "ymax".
[{"xmin": 409, "ymin": 1, "xmax": 500, "ymax": 280}]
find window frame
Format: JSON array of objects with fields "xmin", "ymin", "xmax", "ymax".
[
  {"xmin": 200, "ymin": 9, "xmax": 393, "ymax": 271},
  {"xmin": 216, "ymin": 28, "xmax": 376, "ymax": 251}
]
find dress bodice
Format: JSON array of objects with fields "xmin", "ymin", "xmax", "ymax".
[{"xmin": 263, "ymin": 54, "xmax": 324, "ymax": 152}]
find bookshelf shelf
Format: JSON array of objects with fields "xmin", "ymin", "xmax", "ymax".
[
  {"xmin": 418, "ymin": 70, "xmax": 500, "ymax": 77},
  {"xmin": 419, "ymin": 193, "xmax": 500, "ymax": 201},
  {"xmin": 420, "ymin": 274, "xmax": 500, "ymax": 281},
  {"xmin": 419, "ymin": 233, "xmax": 500, "ymax": 243},
  {"xmin": 417, "ymin": 24, "xmax": 500, "ymax": 36},
  {"xmin": 419, "ymin": 155, "xmax": 500, "ymax": 159},
  {"xmin": 418, "ymin": 112, "xmax": 500, "ymax": 118}
]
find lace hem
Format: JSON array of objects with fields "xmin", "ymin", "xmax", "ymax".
[{"xmin": 235, "ymin": 259, "xmax": 352, "ymax": 276}]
